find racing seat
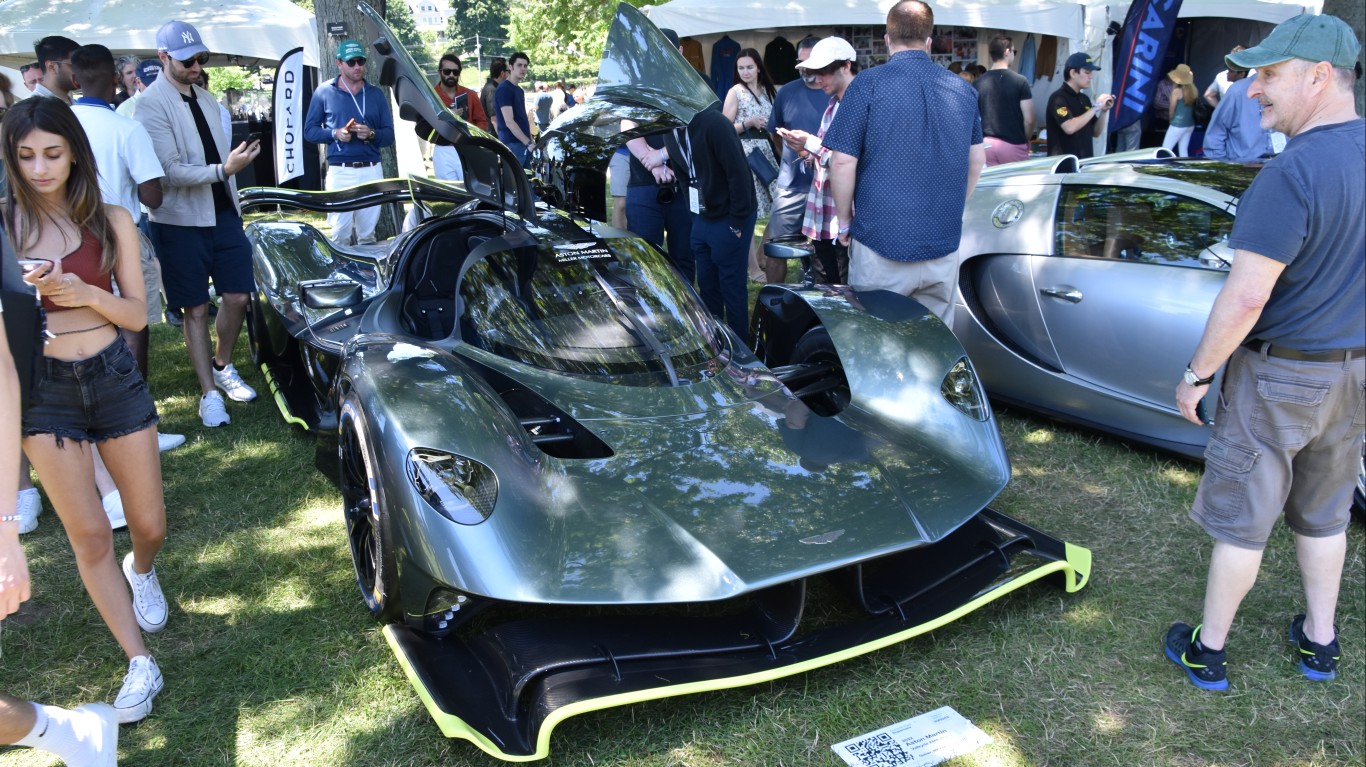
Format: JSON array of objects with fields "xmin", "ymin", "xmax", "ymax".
[{"xmin": 401, "ymin": 229, "xmax": 476, "ymax": 339}]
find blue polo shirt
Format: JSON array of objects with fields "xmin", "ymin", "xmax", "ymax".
[
  {"xmin": 822, "ymin": 50, "xmax": 982, "ymax": 262},
  {"xmin": 302, "ymin": 78, "xmax": 395, "ymax": 164}
]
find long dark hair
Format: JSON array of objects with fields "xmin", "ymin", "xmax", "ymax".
[
  {"xmin": 1, "ymin": 97, "xmax": 116, "ymax": 272},
  {"xmin": 733, "ymin": 48, "xmax": 776, "ymax": 103}
]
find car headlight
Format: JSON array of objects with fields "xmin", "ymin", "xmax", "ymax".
[
  {"xmin": 941, "ymin": 357, "xmax": 989, "ymax": 421},
  {"xmin": 406, "ymin": 449, "xmax": 498, "ymax": 525}
]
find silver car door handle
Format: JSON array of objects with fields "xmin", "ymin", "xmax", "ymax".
[{"xmin": 1040, "ymin": 287, "xmax": 1083, "ymax": 303}]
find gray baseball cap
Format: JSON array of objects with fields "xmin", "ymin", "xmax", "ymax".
[
  {"xmin": 156, "ymin": 20, "xmax": 209, "ymax": 61},
  {"xmin": 1228, "ymin": 13, "xmax": 1360, "ymax": 70}
]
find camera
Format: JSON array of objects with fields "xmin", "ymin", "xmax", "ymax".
[{"xmin": 656, "ymin": 181, "xmax": 678, "ymax": 204}]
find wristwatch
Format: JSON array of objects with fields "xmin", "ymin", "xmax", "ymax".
[{"xmin": 1183, "ymin": 364, "xmax": 1215, "ymax": 387}]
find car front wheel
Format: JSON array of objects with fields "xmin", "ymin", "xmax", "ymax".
[{"xmin": 339, "ymin": 393, "xmax": 402, "ymax": 622}]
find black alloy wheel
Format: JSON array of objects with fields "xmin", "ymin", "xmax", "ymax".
[{"xmin": 339, "ymin": 393, "xmax": 402, "ymax": 622}]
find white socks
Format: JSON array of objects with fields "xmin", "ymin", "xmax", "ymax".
[{"xmin": 15, "ymin": 701, "xmax": 118, "ymax": 766}]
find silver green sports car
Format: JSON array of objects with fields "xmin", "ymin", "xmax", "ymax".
[{"xmin": 240, "ymin": 4, "xmax": 1091, "ymax": 760}]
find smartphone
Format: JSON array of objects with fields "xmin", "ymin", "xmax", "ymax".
[
  {"xmin": 17, "ymin": 258, "xmax": 52, "ymax": 277},
  {"xmin": 245, "ymin": 132, "xmax": 262, "ymax": 145},
  {"xmin": 1195, "ymin": 398, "xmax": 1213, "ymax": 426}
]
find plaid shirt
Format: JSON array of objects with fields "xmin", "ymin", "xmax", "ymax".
[{"xmin": 801, "ymin": 97, "xmax": 841, "ymax": 241}]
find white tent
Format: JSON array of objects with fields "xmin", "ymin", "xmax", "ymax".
[
  {"xmin": 644, "ymin": 0, "xmax": 1086, "ymax": 40},
  {"xmin": 0, "ymin": 0, "xmax": 319, "ymax": 70}
]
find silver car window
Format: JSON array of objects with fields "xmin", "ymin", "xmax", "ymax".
[{"xmin": 1056, "ymin": 186, "xmax": 1234, "ymax": 270}]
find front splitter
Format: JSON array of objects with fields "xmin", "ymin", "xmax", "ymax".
[{"xmin": 382, "ymin": 508, "xmax": 1092, "ymax": 761}]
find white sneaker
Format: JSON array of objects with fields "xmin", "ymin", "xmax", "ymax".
[
  {"xmin": 112, "ymin": 655, "xmax": 163, "ymax": 723},
  {"xmin": 122, "ymin": 551, "xmax": 168, "ymax": 633},
  {"xmin": 16, "ymin": 488, "xmax": 41, "ymax": 534},
  {"xmin": 212, "ymin": 362, "xmax": 257, "ymax": 402},
  {"xmin": 68, "ymin": 703, "xmax": 119, "ymax": 767},
  {"xmin": 199, "ymin": 391, "xmax": 230, "ymax": 427},
  {"xmin": 157, "ymin": 432, "xmax": 186, "ymax": 451},
  {"xmin": 103, "ymin": 491, "xmax": 127, "ymax": 531}
]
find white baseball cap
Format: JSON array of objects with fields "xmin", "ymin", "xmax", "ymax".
[{"xmin": 796, "ymin": 37, "xmax": 857, "ymax": 70}]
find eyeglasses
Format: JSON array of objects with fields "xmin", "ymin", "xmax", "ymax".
[
  {"xmin": 179, "ymin": 52, "xmax": 210, "ymax": 67},
  {"xmin": 440, "ymin": 67, "xmax": 460, "ymax": 76},
  {"xmin": 344, "ymin": 58, "xmax": 366, "ymax": 67}
]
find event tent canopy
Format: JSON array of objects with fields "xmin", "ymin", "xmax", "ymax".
[
  {"xmin": 643, "ymin": 0, "xmax": 1087, "ymax": 41},
  {"xmin": 0, "ymin": 0, "xmax": 319, "ymax": 70}
]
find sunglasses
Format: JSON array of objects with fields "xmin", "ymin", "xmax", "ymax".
[
  {"xmin": 440, "ymin": 67, "xmax": 460, "ymax": 76},
  {"xmin": 179, "ymin": 52, "xmax": 210, "ymax": 67},
  {"xmin": 18, "ymin": 63, "xmax": 36, "ymax": 73},
  {"xmin": 344, "ymin": 58, "xmax": 366, "ymax": 67}
]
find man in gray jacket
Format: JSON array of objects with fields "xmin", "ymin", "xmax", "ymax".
[{"xmin": 135, "ymin": 20, "xmax": 261, "ymax": 428}]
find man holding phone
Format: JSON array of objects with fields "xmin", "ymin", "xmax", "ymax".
[
  {"xmin": 424, "ymin": 52, "xmax": 489, "ymax": 182},
  {"xmin": 304, "ymin": 39, "xmax": 396, "ymax": 247},
  {"xmin": 136, "ymin": 19, "xmax": 263, "ymax": 428}
]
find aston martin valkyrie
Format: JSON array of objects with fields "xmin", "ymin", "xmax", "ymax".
[{"xmin": 241, "ymin": 4, "xmax": 1091, "ymax": 759}]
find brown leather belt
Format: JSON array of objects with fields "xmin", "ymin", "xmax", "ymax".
[
  {"xmin": 1243, "ymin": 339, "xmax": 1365, "ymax": 363},
  {"xmin": 333, "ymin": 161, "xmax": 378, "ymax": 168}
]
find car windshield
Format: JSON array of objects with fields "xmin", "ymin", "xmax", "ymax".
[{"xmin": 460, "ymin": 237, "xmax": 725, "ymax": 385}]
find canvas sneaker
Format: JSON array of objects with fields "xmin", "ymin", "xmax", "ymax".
[
  {"xmin": 200, "ymin": 391, "xmax": 231, "ymax": 427},
  {"xmin": 103, "ymin": 491, "xmax": 127, "ymax": 531},
  {"xmin": 1289, "ymin": 614, "xmax": 1340, "ymax": 681},
  {"xmin": 15, "ymin": 488, "xmax": 41, "ymax": 534},
  {"xmin": 157, "ymin": 432, "xmax": 186, "ymax": 452},
  {"xmin": 66, "ymin": 703, "xmax": 119, "ymax": 767},
  {"xmin": 1164, "ymin": 622, "xmax": 1228, "ymax": 691},
  {"xmin": 212, "ymin": 362, "xmax": 257, "ymax": 402},
  {"xmin": 112, "ymin": 655, "xmax": 163, "ymax": 723},
  {"xmin": 123, "ymin": 552, "xmax": 168, "ymax": 633}
]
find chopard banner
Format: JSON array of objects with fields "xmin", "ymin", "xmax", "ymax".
[
  {"xmin": 273, "ymin": 47, "xmax": 305, "ymax": 184},
  {"xmin": 1110, "ymin": 0, "xmax": 1185, "ymax": 133}
]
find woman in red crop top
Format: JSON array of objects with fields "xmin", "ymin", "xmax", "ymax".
[{"xmin": 4, "ymin": 97, "xmax": 169, "ymax": 724}]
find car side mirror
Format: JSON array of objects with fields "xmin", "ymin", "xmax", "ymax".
[
  {"xmin": 301, "ymin": 279, "xmax": 363, "ymax": 309},
  {"xmin": 765, "ymin": 235, "xmax": 813, "ymax": 261},
  {"xmin": 1199, "ymin": 240, "xmax": 1236, "ymax": 270}
]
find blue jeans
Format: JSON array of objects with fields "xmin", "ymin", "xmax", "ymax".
[
  {"xmin": 506, "ymin": 141, "xmax": 528, "ymax": 166},
  {"xmin": 625, "ymin": 185, "xmax": 694, "ymax": 284},
  {"xmin": 691, "ymin": 212, "xmax": 755, "ymax": 345}
]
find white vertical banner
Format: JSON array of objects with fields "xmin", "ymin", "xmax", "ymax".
[{"xmin": 272, "ymin": 47, "xmax": 305, "ymax": 185}]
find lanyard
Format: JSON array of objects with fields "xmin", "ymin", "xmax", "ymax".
[
  {"xmin": 340, "ymin": 80, "xmax": 366, "ymax": 124},
  {"xmin": 676, "ymin": 127, "xmax": 694, "ymax": 181}
]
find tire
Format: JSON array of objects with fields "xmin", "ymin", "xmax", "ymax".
[
  {"xmin": 789, "ymin": 327, "xmax": 850, "ymax": 418},
  {"xmin": 338, "ymin": 393, "xmax": 403, "ymax": 622}
]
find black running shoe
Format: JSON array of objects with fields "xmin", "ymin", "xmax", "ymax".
[
  {"xmin": 1289, "ymin": 614, "xmax": 1339, "ymax": 681},
  {"xmin": 1164, "ymin": 622, "xmax": 1228, "ymax": 690}
]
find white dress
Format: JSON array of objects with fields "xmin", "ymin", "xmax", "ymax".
[{"xmin": 734, "ymin": 85, "xmax": 778, "ymax": 218}]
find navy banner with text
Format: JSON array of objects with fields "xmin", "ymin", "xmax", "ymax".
[{"xmin": 1110, "ymin": 0, "xmax": 1185, "ymax": 133}]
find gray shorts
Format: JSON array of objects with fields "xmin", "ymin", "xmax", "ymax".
[
  {"xmin": 609, "ymin": 152, "xmax": 630, "ymax": 198},
  {"xmin": 1191, "ymin": 345, "xmax": 1365, "ymax": 549},
  {"xmin": 766, "ymin": 185, "xmax": 808, "ymax": 240}
]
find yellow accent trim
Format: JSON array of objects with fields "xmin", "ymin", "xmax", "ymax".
[
  {"xmin": 259, "ymin": 363, "xmax": 310, "ymax": 429},
  {"xmin": 382, "ymin": 541, "xmax": 1093, "ymax": 762}
]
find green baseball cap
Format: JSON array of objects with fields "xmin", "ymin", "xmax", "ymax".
[
  {"xmin": 337, "ymin": 39, "xmax": 366, "ymax": 62},
  {"xmin": 1227, "ymin": 14, "xmax": 1360, "ymax": 70}
]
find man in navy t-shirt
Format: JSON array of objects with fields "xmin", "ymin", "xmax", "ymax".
[
  {"xmin": 495, "ymin": 52, "xmax": 533, "ymax": 164},
  {"xmin": 763, "ymin": 36, "xmax": 829, "ymax": 282},
  {"xmin": 1167, "ymin": 13, "xmax": 1364, "ymax": 693}
]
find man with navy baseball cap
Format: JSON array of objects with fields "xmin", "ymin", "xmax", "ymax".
[
  {"xmin": 1045, "ymin": 51, "xmax": 1114, "ymax": 158},
  {"xmin": 135, "ymin": 19, "xmax": 264, "ymax": 429}
]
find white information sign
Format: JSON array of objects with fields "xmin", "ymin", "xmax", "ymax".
[{"xmin": 831, "ymin": 706, "xmax": 991, "ymax": 767}]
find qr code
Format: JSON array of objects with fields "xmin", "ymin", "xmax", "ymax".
[{"xmin": 844, "ymin": 732, "xmax": 911, "ymax": 767}]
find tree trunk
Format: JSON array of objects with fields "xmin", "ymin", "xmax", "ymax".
[{"xmin": 313, "ymin": 0, "xmax": 400, "ymax": 240}]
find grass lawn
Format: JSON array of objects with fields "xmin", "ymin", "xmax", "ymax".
[{"xmin": 1, "ymin": 321, "xmax": 1361, "ymax": 767}]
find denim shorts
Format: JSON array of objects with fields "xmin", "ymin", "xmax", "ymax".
[{"xmin": 22, "ymin": 336, "xmax": 159, "ymax": 445}]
